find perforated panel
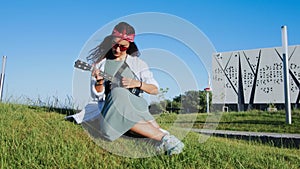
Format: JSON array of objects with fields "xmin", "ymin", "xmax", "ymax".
[{"xmin": 212, "ymin": 45, "xmax": 300, "ymax": 104}]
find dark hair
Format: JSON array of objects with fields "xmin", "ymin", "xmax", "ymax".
[
  {"xmin": 112, "ymin": 22, "xmax": 135, "ymax": 36},
  {"xmin": 86, "ymin": 35, "xmax": 113, "ymax": 63},
  {"xmin": 86, "ymin": 22, "xmax": 140, "ymax": 63}
]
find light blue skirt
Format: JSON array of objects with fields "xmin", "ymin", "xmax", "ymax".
[{"xmin": 83, "ymin": 87, "xmax": 154, "ymax": 141}]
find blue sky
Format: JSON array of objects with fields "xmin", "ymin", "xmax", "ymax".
[{"xmin": 0, "ymin": 0, "xmax": 299, "ymax": 106}]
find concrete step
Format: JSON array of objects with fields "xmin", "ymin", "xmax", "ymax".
[{"xmin": 190, "ymin": 129, "xmax": 300, "ymax": 148}]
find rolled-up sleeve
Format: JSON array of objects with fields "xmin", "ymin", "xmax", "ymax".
[
  {"xmin": 91, "ymin": 77, "xmax": 105, "ymax": 98},
  {"xmin": 90, "ymin": 60, "xmax": 106, "ymax": 101},
  {"xmin": 139, "ymin": 60, "xmax": 159, "ymax": 89}
]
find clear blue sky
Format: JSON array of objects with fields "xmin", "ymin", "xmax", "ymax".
[{"xmin": 0, "ymin": 0, "xmax": 299, "ymax": 106}]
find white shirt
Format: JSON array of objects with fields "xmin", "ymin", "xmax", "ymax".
[{"xmin": 90, "ymin": 55, "xmax": 159, "ymax": 101}]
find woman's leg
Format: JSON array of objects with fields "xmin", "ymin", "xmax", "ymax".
[
  {"xmin": 130, "ymin": 120, "xmax": 166, "ymax": 141},
  {"xmin": 131, "ymin": 120, "xmax": 184, "ymax": 155},
  {"xmin": 147, "ymin": 120, "xmax": 170, "ymax": 135},
  {"xmin": 148, "ymin": 120, "xmax": 160, "ymax": 128}
]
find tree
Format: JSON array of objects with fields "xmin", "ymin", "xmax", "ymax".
[
  {"xmin": 149, "ymin": 89, "xmax": 212, "ymax": 114},
  {"xmin": 166, "ymin": 99, "xmax": 182, "ymax": 113},
  {"xmin": 198, "ymin": 90, "xmax": 212, "ymax": 113},
  {"xmin": 181, "ymin": 90, "xmax": 200, "ymax": 113},
  {"xmin": 149, "ymin": 88, "xmax": 169, "ymax": 114},
  {"xmin": 149, "ymin": 101, "xmax": 165, "ymax": 114},
  {"xmin": 173, "ymin": 90, "xmax": 212, "ymax": 113}
]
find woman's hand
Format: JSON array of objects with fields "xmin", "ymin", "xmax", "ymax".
[
  {"xmin": 121, "ymin": 77, "xmax": 158, "ymax": 95},
  {"xmin": 92, "ymin": 68, "xmax": 104, "ymax": 93},
  {"xmin": 92, "ymin": 68, "xmax": 104, "ymax": 81},
  {"xmin": 121, "ymin": 77, "xmax": 140, "ymax": 89}
]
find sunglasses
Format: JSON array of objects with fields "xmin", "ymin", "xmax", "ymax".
[{"xmin": 112, "ymin": 43, "xmax": 129, "ymax": 51}]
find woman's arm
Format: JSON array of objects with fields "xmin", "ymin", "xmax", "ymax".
[
  {"xmin": 91, "ymin": 61, "xmax": 105, "ymax": 99},
  {"xmin": 121, "ymin": 78, "xmax": 158, "ymax": 95},
  {"xmin": 140, "ymin": 81, "xmax": 158, "ymax": 95},
  {"xmin": 91, "ymin": 77, "xmax": 105, "ymax": 99},
  {"xmin": 129, "ymin": 57, "xmax": 159, "ymax": 95},
  {"xmin": 94, "ymin": 79, "xmax": 104, "ymax": 92}
]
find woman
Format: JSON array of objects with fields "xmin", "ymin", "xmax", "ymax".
[{"xmin": 85, "ymin": 22, "xmax": 184, "ymax": 155}]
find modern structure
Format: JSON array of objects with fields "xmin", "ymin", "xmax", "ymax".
[{"xmin": 212, "ymin": 45, "xmax": 300, "ymax": 111}]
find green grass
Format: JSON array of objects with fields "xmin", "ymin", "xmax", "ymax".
[{"xmin": 1, "ymin": 103, "xmax": 300, "ymax": 168}]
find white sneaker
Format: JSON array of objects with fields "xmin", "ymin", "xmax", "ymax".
[{"xmin": 162, "ymin": 135, "xmax": 184, "ymax": 155}]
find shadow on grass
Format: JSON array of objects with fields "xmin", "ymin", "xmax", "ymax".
[{"xmin": 28, "ymin": 105, "xmax": 79, "ymax": 116}]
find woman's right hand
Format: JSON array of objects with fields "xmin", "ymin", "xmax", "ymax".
[{"xmin": 92, "ymin": 68, "xmax": 104, "ymax": 81}]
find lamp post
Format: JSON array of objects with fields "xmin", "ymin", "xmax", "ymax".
[
  {"xmin": 204, "ymin": 87, "xmax": 211, "ymax": 113},
  {"xmin": 204, "ymin": 74, "xmax": 212, "ymax": 113},
  {"xmin": 281, "ymin": 25, "xmax": 292, "ymax": 124}
]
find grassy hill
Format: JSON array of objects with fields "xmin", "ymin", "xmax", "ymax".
[{"xmin": 0, "ymin": 103, "xmax": 299, "ymax": 168}]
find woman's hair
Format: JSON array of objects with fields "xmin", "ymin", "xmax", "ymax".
[{"xmin": 86, "ymin": 22, "xmax": 140, "ymax": 63}]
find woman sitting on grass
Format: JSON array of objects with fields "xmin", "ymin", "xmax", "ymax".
[{"xmin": 82, "ymin": 22, "xmax": 184, "ymax": 155}]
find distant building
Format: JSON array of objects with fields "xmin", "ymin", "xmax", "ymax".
[{"xmin": 212, "ymin": 45, "xmax": 300, "ymax": 111}]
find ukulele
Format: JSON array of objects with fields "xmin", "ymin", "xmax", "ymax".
[{"xmin": 74, "ymin": 59, "xmax": 142, "ymax": 96}]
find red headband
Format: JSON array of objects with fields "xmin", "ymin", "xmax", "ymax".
[{"xmin": 112, "ymin": 29, "xmax": 135, "ymax": 42}]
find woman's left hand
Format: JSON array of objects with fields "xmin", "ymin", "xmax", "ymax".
[
  {"xmin": 121, "ymin": 77, "xmax": 158, "ymax": 95},
  {"xmin": 121, "ymin": 77, "xmax": 140, "ymax": 89}
]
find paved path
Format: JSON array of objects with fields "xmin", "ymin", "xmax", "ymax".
[{"xmin": 190, "ymin": 129, "xmax": 300, "ymax": 148}]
